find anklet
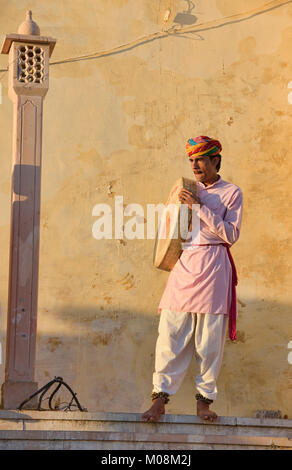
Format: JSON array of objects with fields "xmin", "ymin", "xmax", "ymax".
[
  {"xmin": 195, "ymin": 393, "xmax": 213, "ymax": 405},
  {"xmin": 151, "ymin": 391, "xmax": 170, "ymax": 404}
]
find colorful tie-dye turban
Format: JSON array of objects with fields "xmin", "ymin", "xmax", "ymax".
[{"xmin": 186, "ymin": 136, "xmax": 222, "ymax": 158}]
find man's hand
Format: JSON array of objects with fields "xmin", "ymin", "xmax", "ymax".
[{"xmin": 178, "ymin": 189, "xmax": 202, "ymax": 209}]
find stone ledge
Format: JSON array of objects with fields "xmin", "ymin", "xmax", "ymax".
[
  {"xmin": 0, "ymin": 410, "xmax": 292, "ymax": 429},
  {"xmin": 0, "ymin": 429, "xmax": 291, "ymax": 448},
  {"xmin": 0, "ymin": 410, "xmax": 291, "ymax": 428}
]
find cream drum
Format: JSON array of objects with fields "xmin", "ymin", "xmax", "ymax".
[{"xmin": 153, "ymin": 177, "xmax": 197, "ymax": 271}]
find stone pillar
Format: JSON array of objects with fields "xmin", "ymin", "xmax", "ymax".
[{"xmin": 0, "ymin": 11, "xmax": 56, "ymax": 409}]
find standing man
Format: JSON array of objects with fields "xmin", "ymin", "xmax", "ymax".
[{"xmin": 142, "ymin": 136, "xmax": 243, "ymax": 422}]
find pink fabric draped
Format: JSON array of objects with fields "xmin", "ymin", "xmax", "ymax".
[{"xmin": 222, "ymin": 243, "xmax": 238, "ymax": 341}]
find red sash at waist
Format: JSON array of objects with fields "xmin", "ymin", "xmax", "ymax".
[{"xmin": 191, "ymin": 243, "xmax": 238, "ymax": 341}]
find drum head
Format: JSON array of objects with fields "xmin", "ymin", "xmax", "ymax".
[{"xmin": 153, "ymin": 177, "xmax": 197, "ymax": 271}]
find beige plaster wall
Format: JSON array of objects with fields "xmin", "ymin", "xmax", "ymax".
[{"xmin": 0, "ymin": 0, "xmax": 291, "ymax": 417}]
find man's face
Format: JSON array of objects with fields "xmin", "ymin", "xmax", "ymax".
[{"xmin": 188, "ymin": 154, "xmax": 218, "ymax": 183}]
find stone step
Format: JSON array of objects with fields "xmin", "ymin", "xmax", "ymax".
[
  {"xmin": 0, "ymin": 411, "xmax": 291, "ymax": 450},
  {"xmin": 0, "ymin": 429, "xmax": 291, "ymax": 450}
]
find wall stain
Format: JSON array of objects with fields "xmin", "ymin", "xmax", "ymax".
[
  {"xmin": 117, "ymin": 239, "xmax": 127, "ymax": 246},
  {"xmin": 235, "ymin": 330, "xmax": 246, "ymax": 343},
  {"xmin": 47, "ymin": 337, "xmax": 63, "ymax": 352},
  {"xmin": 237, "ymin": 298, "xmax": 246, "ymax": 308},
  {"xmin": 117, "ymin": 273, "xmax": 135, "ymax": 289},
  {"xmin": 91, "ymin": 332, "xmax": 113, "ymax": 346}
]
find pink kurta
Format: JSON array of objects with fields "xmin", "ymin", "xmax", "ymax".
[{"xmin": 158, "ymin": 175, "xmax": 243, "ymax": 316}]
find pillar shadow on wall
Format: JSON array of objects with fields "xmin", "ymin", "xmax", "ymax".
[
  {"xmin": 10, "ymin": 163, "xmax": 41, "ymax": 330},
  {"xmin": 3, "ymin": 164, "xmax": 41, "ymax": 382}
]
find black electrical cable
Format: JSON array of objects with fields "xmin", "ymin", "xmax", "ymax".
[{"xmin": 18, "ymin": 376, "xmax": 87, "ymax": 412}]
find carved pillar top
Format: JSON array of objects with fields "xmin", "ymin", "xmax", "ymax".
[
  {"xmin": 18, "ymin": 10, "xmax": 41, "ymax": 36},
  {"xmin": 0, "ymin": 11, "xmax": 56, "ymax": 100},
  {"xmin": 0, "ymin": 10, "xmax": 56, "ymax": 57}
]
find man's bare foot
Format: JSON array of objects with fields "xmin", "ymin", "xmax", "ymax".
[
  {"xmin": 197, "ymin": 399, "xmax": 217, "ymax": 422},
  {"xmin": 142, "ymin": 398, "xmax": 165, "ymax": 423}
]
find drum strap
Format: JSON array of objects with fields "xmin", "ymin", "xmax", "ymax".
[{"xmin": 192, "ymin": 243, "xmax": 238, "ymax": 341}]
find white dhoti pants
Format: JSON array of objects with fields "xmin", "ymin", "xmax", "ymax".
[{"xmin": 152, "ymin": 309, "xmax": 228, "ymax": 401}]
